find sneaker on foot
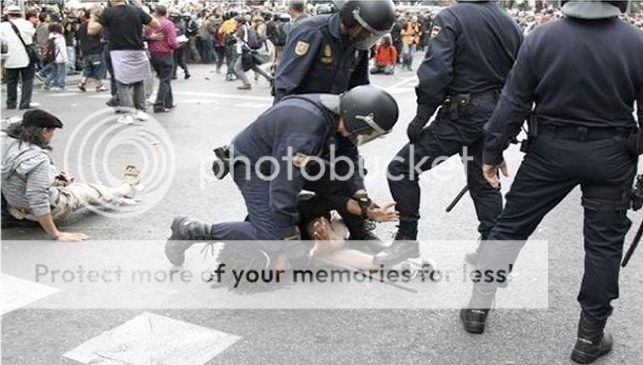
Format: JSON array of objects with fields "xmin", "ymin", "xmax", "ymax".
[
  {"xmin": 117, "ymin": 115, "xmax": 135, "ymax": 125},
  {"xmin": 134, "ymin": 110, "xmax": 149, "ymax": 121}
]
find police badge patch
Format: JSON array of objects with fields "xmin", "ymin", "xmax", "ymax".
[
  {"xmin": 295, "ymin": 41, "xmax": 310, "ymax": 56},
  {"xmin": 431, "ymin": 25, "xmax": 442, "ymax": 39},
  {"xmin": 293, "ymin": 153, "xmax": 310, "ymax": 167}
]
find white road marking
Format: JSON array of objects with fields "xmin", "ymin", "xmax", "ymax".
[
  {"xmin": 387, "ymin": 76, "xmax": 418, "ymax": 91},
  {"xmin": 0, "ymin": 274, "xmax": 59, "ymax": 315},
  {"xmin": 174, "ymin": 90, "xmax": 273, "ymax": 102},
  {"xmin": 63, "ymin": 312, "xmax": 241, "ymax": 365}
]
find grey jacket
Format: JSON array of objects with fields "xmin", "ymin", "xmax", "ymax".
[{"xmin": 1, "ymin": 134, "xmax": 59, "ymax": 217}]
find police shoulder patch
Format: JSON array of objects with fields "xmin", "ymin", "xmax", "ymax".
[
  {"xmin": 293, "ymin": 153, "xmax": 310, "ymax": 167},
  {"xmin": 430, "ymin": 25, "xmax": 442, "ymax": 39},
  {"xmin": 295, "ymin": 41, "xmax": 310, "ymax": 56}
]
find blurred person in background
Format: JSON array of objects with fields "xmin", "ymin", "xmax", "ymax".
[
  {"xmin": 145, "ymin": 5, "xmax": 180, "ymax": 113},
  {"xmin": 88, "ymin": 0, "xmax": 161, "ymax": 125},
  {"xmin": 42, "ymin": 23, "xmax": 67, "ymax": 91},
  {"xmin": 370, "ymin": 35, "xmax": 396, "ymax": 75},
  {"xmin": 1, "ymin": 5, "xmax": 37, "ymax": 110},
  {"xmin": 77, "ymin": 10, "xmax": 106, "ymax": 92}
]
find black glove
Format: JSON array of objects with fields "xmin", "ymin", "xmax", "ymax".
[
  {"xmin": 406, "ymin": 103, "xmax": 434, "ymax": 143},
  {"xmin": 407, "ymin": 115, "xmax": 429, "ymax": 143}
]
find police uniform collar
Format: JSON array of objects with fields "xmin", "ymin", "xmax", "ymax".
[
  {"xmin": 328, "ymin": 13, "xmax": 342, "ymax": 39},
  {"xmin": 562, "ymin": 0, "xmax": 622, "ymax": 19}
]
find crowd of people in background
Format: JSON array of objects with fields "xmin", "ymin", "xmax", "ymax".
[{"xmin": 1, "ymin": 0, "xmax": 642, "ymax": 114}]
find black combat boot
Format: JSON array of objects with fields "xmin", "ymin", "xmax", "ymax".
[
  {"xmin": 372, "ymin": 231, "xmax": 420, "ymax": 265},
  {"xmin": 570, "ymin": 313, "xmax": 613, "ymax": 364},
  {"xmin": 164, "ymin": 216, "xmax": 214, "ymax": 266},
  {"xmin": 460, "ymin": 308, "xmax": 490, "ymax": 334},
  {"xmin": 460, "ymin": 288, "xmax": 494, "ymax": 334}
]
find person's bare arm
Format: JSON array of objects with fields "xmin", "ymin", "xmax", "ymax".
[
  {"xmin": 87, "ymin": 16, "xmax": 102, "ymax": 36},
  {"xmin": 37, "ymin": 214, "xmax": 88, "ymax": 241},
  {"xmin": 148, "ymin": 17, "xmax": 161, "ymax": 30}
]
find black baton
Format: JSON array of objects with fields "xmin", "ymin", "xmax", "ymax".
[
  {"xmin": 446, "ymin": 185, "xmax": 469, "ymax": 213},
  {"xmin": 622, "ymin": 218, "xmax": 643, "ymax": 268}
]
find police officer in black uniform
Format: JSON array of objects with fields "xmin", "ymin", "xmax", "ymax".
[
  {"xmin": 374, "ymin": 0, "xmax": 523, "ymax": 264},
  {"xmin": 273, "ymin": 0, "xmax": 395, "ymax": 102},
  {"xmin": 459, "ymin": 1, "xmax": 643, "ymax": 364},
  {"xmin": 164, "ymin": 86, "xmax": 399, "ymax": 268}
]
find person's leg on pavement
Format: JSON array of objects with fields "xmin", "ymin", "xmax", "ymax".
[
  {"xmin": 5, "ymin": 68, "xmax": 19, "ymax": 108},
  {"xmin": 132, "ymin": 81, "xmax": 147, "ymax": 112},
  {"xmin": 55, "ymin": 62, "xmax": 66, "ymax": 89},
  {"xmin": 66, "ymin": 46, "xmax": 76, "ymax": 74},
  {"xmin": 251, "ymin": 63, "xmax": 273, "ymax": 83},
  {"xmin": 463, "ymin": 140, "xmax": 503, "ymax": 239},
  {"xmin": 43, "ymin": 63, "xmax": 58, "ymax": 89},
  {"xmin": 375, "ymin": 120, "xmax": 465, "ymax": 264},
  {"xmin": 152, "ymin": 54, "xmax": 173, "ymax": 112},
  {"xmin": 18, "ymin": 63, "xmax": 35, "ymax": 109},
  {"xmin": 234, "ymin": 56, "xmax": 251, "ymax": 89}
]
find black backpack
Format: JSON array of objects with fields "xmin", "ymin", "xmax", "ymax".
[
  {"xmin": 42, "ymin": 38, "xmax": 57, "ymax": 63},
  {"xmin": 245, "ymin": 27, "xmax": 262, "ymax": 50}
]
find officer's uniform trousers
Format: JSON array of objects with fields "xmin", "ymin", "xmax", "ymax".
[
  {"xmin": 476, "ymin": 127, "xmax": 636, "ymax": 323},
  {"xmin": 387, "ymin": 92, "xmax": 503, "ymax": 238}
]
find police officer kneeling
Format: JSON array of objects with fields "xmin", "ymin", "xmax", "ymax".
[
  {"xmin": 460, "ymin": 1, "xmax": 643, "ymax": 364},
  {"xmin": 164, "ymin": 86, "xmax": 399, "ymax": 267}
]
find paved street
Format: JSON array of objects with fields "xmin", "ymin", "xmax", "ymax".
[{"xmin": 2, "ymin": 64, "xmax": 643, "ymax": 365}]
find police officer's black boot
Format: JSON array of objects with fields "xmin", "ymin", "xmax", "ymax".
[
  {"xmin": 460, "ymin": 288, "xmax": 494, "ymax": 334},
  {"xmin": 373, "ymin": 228, "xmax": 420, "ymax": 266},
  {"xmin": 570, "ymin": 313, "xmax": 613, "ymax": 364},
  {"xmin": 165, "ymin": 216, "xmax": 214, "ymax": 266}
]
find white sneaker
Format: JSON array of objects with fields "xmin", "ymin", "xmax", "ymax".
[
  {"xmin": 117, "ymin": 115, "xmax": 135, "ymax": 125},
  {"xmin": 134, "ymin": 110, "xmax": 149, "ymax": 121}
]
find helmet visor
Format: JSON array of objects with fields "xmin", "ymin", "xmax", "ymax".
[{"xmin": 348, "ymin": 12, "xmax": 389, "ymax": 50}]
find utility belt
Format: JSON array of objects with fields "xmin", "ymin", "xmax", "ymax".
[
  {"xmin": 524, "ymin": 117, "xmax": 642, "ymax": 155},
  {"xmin": 439, "ymin": 89, "xmax": 499, "ymax": 120}
]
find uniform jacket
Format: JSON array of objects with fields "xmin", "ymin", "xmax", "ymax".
[
  {"xmin": 274, "ymin": 14, "xmax": 369, "ymax": 102},
  {"xmin": 232, "ymin": 94, "xmax": 363, "ymax": 239},
  {"xmin": 484, "ymin": 17, "xmax": 643, "ymax": 165},
  {"xmin": 416, "ymin": 1, "xmax": 523, "ymax": 116}
]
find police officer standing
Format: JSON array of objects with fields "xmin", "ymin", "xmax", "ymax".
[
  {"xmin": 273, "ymin": 0, "xmax": 396, "ymax": 243},
  {"xmin": 375, "ymin": 0, "xmax": 523, "ymax": 264},
  {"xmin": 273, "ymin": 0, "xmax": 395, "ymax": 102},
  {"xmin": 459, "ymin": 1, "xmax": 643, "ymax": 364},
  {"xmin": 164, "ymin": 86, "xmax": 399, "ymax": 267}
]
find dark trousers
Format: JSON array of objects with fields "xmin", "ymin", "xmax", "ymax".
[
  {"xmin": 211, "ymin": 163, "xmax": 298, "ymax": 245},
  {"xmin": 388, "ymin": 97, "xmax": 503, "ymax": 239},
  {"xmin": 225, "ymin": 44, "xmax": 237, "ymax": 77},
  {"xmin": 150, "ymin": 53, "xmax": 174, "ymax": 110},
  {"xmin": 103, "ymin": 46, "xmax": 118, "ymax": 98},
  {"xmin": 476, "ymin": 134, "xmax": 635, "ymax": 323},
  {"xmin": 173, "ymin": 46, "xmax": 189, "ymax": 77},
  {"xmin": 214, "ymin": 46, "xmax": 226, "ymax": 71},
  {"xmin": 5, "ymin": 63, "xmax": 35, "ymax": 109}
]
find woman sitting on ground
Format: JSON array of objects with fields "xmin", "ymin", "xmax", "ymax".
[{"xmin": 1, "ymin": 109, "xmax": 141, "ymax": 241}]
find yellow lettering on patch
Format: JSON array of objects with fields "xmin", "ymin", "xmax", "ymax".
[{"xmin": 295, "ymin": 41, "xmax": 310, "ymax": 56}]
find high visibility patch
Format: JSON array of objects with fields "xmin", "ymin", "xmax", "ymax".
[
  {"xmin": 430, "ymin": 25, "xmax": 442, "ymax": 39},
  {"xmin": 295, "ymin": 41, "xmax": 310, "ymax": 56},
  {"xmin": 293, "ymin": 153, "xmax": 310, "ymax": 167}
]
